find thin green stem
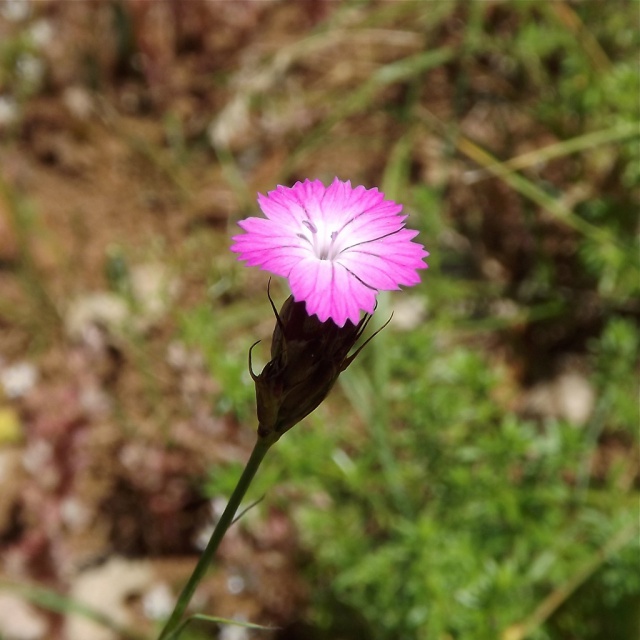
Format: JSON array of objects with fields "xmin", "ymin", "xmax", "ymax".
[{"xmin": 157, "ymin": 434, "xmax": 275, "ymax": 640}]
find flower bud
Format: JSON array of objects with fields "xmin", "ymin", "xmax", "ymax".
[{"xmin": 249, "ymin": 295, "xmax": 381, "ymax": 440}]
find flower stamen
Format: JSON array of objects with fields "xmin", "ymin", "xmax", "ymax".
[{"xmin": 302, "ymin": 220, "xmax": 317, "ymax": 233}]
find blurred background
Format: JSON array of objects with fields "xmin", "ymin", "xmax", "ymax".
[{"xmin": 0, "ymin": 1, "xmax": 638, "ymax": 639}]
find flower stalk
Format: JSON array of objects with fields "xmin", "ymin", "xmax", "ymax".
[{"xmin": 157, "ymin": 433, "xmax": 276, "ymax": 640}]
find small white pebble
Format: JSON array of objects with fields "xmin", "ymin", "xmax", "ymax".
[
  {"xmin": 392, "ymin": 296, "xmax": 427, "ymax": 331},
  {"xmin": 29, "ymin": 19, "xmax": 53, "ymax": 48},
  {"xmin": 142, "ymin": 583, "xmax": 175, "ymax": 621},
  {"xmin": 0, "ymin": 361, "xmax": 38, "ymax": 398},
  {"xmin": 60, "ymin": 498, "xmax": 92, "ymax": 532},
  {"xmin": 22, "ymin": 440, "xmax": 53, "ymax": 474},
  {"xmin": 0, "ymin": 95, "xmax": 19, "ymax": 128},
  {"xmin": 227, "ymin": 573, "xmax": 246, "ymax": 595},
  {"xmin": 0, "ymin": 0, "xmax": 30, "ymax": 21}
]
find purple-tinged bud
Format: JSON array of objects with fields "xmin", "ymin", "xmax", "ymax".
[{"xmin": 249, "ymin": 294, "xmax": 385, "ymax": 441}]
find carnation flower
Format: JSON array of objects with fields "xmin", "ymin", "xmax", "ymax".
[{"xmin": 231, "ymin": 178, "xmax": 428, "ymax": 327}]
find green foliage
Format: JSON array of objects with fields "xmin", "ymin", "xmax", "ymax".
[
  {"xmin": 252, "ymin": 328, "xmax": 637, "ymax": 640},
  {"xmin": 590, "ymin": 316, "xmax": 640, "ymax": 434}
]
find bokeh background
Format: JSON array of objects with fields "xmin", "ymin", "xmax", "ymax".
[{"xmin": 0, "ymin": 1, "xmax": 638, "ymax": 639}]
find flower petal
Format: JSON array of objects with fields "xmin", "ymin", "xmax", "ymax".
[{"xmin": 289, "ymin": 258, "xmax": 376, "ymax": 326}]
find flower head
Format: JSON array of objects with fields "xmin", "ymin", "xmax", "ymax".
[{"xmin": 231, "ymin": 178, "xmax": 428, "ymax": 327}]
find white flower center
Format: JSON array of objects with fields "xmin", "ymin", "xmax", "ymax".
[{"xmin": 298, "ymin": 219, "xmax": 346, "ymax": 261}]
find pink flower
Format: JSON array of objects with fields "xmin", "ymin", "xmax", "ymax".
[{"xmin": 231, "ymin": 178, "xmax": 429, "ymax": 327}]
